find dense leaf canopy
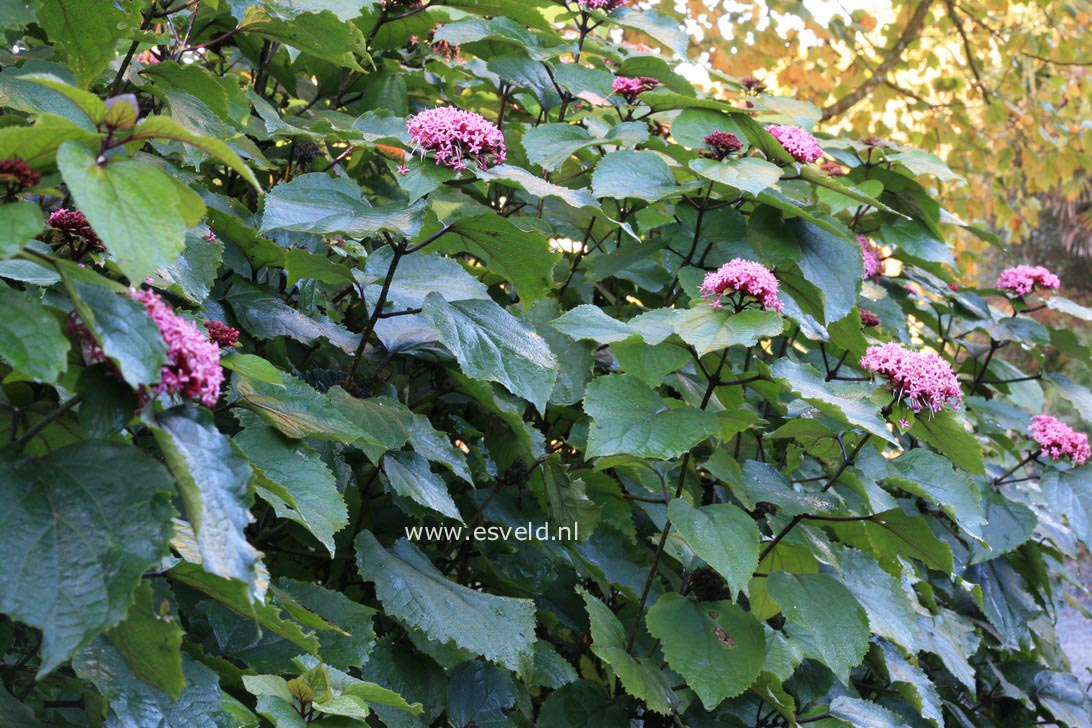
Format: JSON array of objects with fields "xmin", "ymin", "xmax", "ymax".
[{"xmin": 0, "ymin": 1, "xmax": 1089, "ymax": 727}]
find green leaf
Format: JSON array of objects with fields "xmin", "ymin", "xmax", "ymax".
[
  {"xmin": 235, "ymin": 424, "xmax": 349, "ymax": 556},
  {"xmin": 611, "ymin": 335, "xmax": 690, "ymax": 387},
  {"xmin": 521, "ymin": 121, "xmax": 648, "ymax": 171},
  {"xmin": 1042, "ymin": 468, "xmax": 1092, "ymax": 544},
  {"xmin": 1047, "ymin": 372, "xmax": 1092, "ymax": 424},
  {"xmin": 754, "ymin": 215, "xmax": 860, "ymax": 325},
  {"xmin": 771, "ymin": 358, "xmax": 897, "ymax": 444},
  {"xmin": 667, "ymin": 499, "xmax": 760, "ymax": 596},
  {"xmin": 829, "ymin": 695, "xmax": 909, "ymax": 727},
  {"xmin": 0, "ymin": 201, "xmax": 43, "ymax": 258},
  {"xmin": 532, "ymin": 455, "xmax": 599, "ymax": 541},
  {"xmin": 364, "ymin": 245, "xmax": 489, "ymax": 310},
  {"xmin": 0, "ymin": 112, "xmax": 99, "ymax": 169},
  {"xmin": 446, "ymin": 661, "xmax": 517, "ymax": 727},
  {"xmin": 73, "ymin": 639, "xmax": 233, "ymax": 727},
  {"xmin": 877, "ymin": 640, "xmax": 943, "ymax": 727},
  {"xmin": 152, "ymin": 406, "xmax": 260, "ymax": 590},
  {"xmin": 887, "ymin": 449, "xmax": 986, "ymax": 536},
  {"xmin": 766, "ymin": 572, "xmax": 870, "ymax": 682},
  {"xmin": 689, "ymin": 157, "xmax": 783, "ymax": 196},
  {"xmin": 282, "ymin": 248, "xmax": 355, "ymax": 287},
  {"xmin": 422, "ymin": 293, "xmax": 559, "ymax": 413},
  {"xmin": 156, "ymin": 228, "xmax": 223, "ymax": 303},
  {"xmin": 832, "ymin": 546, "xmax": 923, "ymax": 653},
  {"xmin": 233, "ymin": 371, "xmax": 367, "ymax": 442},
  {"xmin": 800, "ymin": 165, "xmax": 903, "ymax": 216},
  {"xmin": 382, "ymin": 450, "xmax": 462, "ymax": 522},
  {"xmin": 909, "ymin": 409, "xmax": 984, "ymax": 474},
  {"xmin": 355, "ymin": 532, "xmax": 537, "ymax": 674},
  {"xmin": 129, "ymin": 116, "xmax": 261, "ymax": 190},
  {"xmin": 108, "ymin": 581, "xmax": 185, "ymax": 700},
  {"xmin": 576, "ymin": 586, "xmax": 678, "ymax": 715},
  {"xmin": 478, "ymin": 164, "xmax": 598, "ymax": 209},
  {"xmin": 261, "ymin": 173, "xmax": 423, "ymax": 238},
  {"xmin": 57, "ymin": 141, "xmax": 203, "ymax": 283},
  {"xmin": 673, "ymin": 307, "xmax": 784, "ymax": 356},
  {"xmin": 167, "ymin": 561, "xmax": 320, "ymax": 654},
  {"xmin": 1046, "ymin": 294, "xmax": 1092, "ymax": 321},
  {"xmin": 592, "ymin": 150, "xmax": 682, "ymax": 202},
  {"xmin": 220, "ymin": 353, "xmax": 284, "ymax": 387},
  {"xmin": 69, "ymin": 279, "xmax": 167, "ymax": 388},
  {"xmin": 537, "ymin": 680, "xmax": 630, "ymax": 728},
  {"xmin": 37, "ymin": 0, "xmax": 124, "ymax": 87},
  {"xmin": 968, "ymin": 493, "xmax": 1037, "ymax": 564},
  {"xmin": 584, "ymin": 374, "xmax": 720, "ymax": 459},
  {"xmin": 646, "ymin": 593, "xmax": 765, "ymax": 709},
  {"xmin": 275, "ymin": 579, "xmax": 376, "ymax": 671},
  {"xmin": 0, "ymin": 287, "xmax": 68, "ymax": 382},
  {"xmin": 1030, "ymin": 671, "xmax": 1092, "ymax": 728},
  {"xmin": 858, "ymin": 510, "xmax": 953, "ymax": 572},
  {"xmin": 549, "ymin": 304, "xmax": 637, "ymax": 344},
  {"xmin": 0, "ymin": 441, "xmax": 174, "ymax": 675},
  {"xmin": 226, "ymin": 279, "xmax": 360, "ymax": 354},
  {"xmin": 608, "ymin": 7, "xmax": 690, "ymax": 57},
  {"xmin": 242, "ymin": 7, "xmax": 369, "ymax": 71},
  {"xmin": 434, "ymin": 214, "xmax": 558, "ymax": 302}
]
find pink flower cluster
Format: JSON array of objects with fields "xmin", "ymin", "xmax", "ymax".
[
  {"xmin": 996, "ymin": 265, "xmax": 1060, "ymax": 297},
  {"xmin": 406, "ymin": 107, "xmax": 506, "ymax": 171},
  {"xmin": 1029, "ymin": 415, "xmax": 1090, "ymax": 465},
  {"xmin": 611, "ymin": 76, "xmax": 659, "ymax": 103},
  {"xmin": 132, "ymin": 289, "xmax": 224, "ymax": 407},
  {"xmin": 700, "ymin": 259, "xmax": 784, "ymax": 313},
  {"xmin": 767, "ymin": 125, "xmax": 824, "ymax": 164},
  {"xmin": 579, "ymin": 0, "xmax": 625, "ymax": 9},
  {"xmin": 860, "ymin": 343, "xmax": 963, "ymax": 414},
  {"xmin": 857, "ymin": 234, "xmax": 883, "ymax": 280}
]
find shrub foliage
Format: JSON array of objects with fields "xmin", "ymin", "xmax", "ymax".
[{"xmin": 0, "ymin": 1, "xmax": 1090, "ymax": 726}]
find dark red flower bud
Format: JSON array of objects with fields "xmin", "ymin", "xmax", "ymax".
[
  {"xmin": 704, "ymin": 130, "xmax": 743, "ymax": 160},
  {"xmin": 0, "ymin": 158, "xmax": 40, "ymax": 192},
  {"xmin": 740, "ymin": 76, "xmax": 767, "ymax": 94},
  {"xmin": 859, "ymin": 309, "xmax": 880, "ymax": 327},
  {"xmin": 49, "ymin": 209, "xmax": 103, "ymax": 249},
  {"xmin": 820, "ymin": 161, "xmax": 846, "ymax": 177},
  {"xmin": 204, "ymin": 320, "xmax": 241, "ymax": 349}
]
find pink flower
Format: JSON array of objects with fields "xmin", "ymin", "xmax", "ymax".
[
  {"xmin": 579, "ymin": 0, "xmax": 626, "ymax": 10},
  {"xmin": 1029, "ymin": 415, "xmax": 1090, "ymax": 465},
  {"xmin": 859, "ymin": 308, "xmax": 880, "ymax": 327},
  {"xmin": 132, "ymin": 289, "xmax": 224, "ymax": 407},
  {"xmin": 406, "ymin": 107, "xmax": 506, "ymax": 172},
  {"xmin": 898, "ymin": 418, "xmax": 910, "ymax": 430},
  {"xmin": 704, "ymin": 131, "xmax": 743, "ymax": 160},
  {"xmin": 860, "ymin": 343, "xmax": 963, "ymax": 414},
  {"xmin": 700, "ymin": 258, "xmax": 784, "ymax": 313},
  {"xmin": 767, "ymin": 125, "xmax": 824, "ymax": 164},
  {"xmin": 49, "ymin": 208, "xmax": 102, "ymax": 248},
  {"xmin": 611, "ymin": 76, "xmax": 659, "ymax": 104},
  {"xmin": 996, "ymin": 265, "xmax": 1060, "ymax": 297},
  {"xmin": 948, "ymin": 282, "xmax": 959, "ymax": 292},
  {"xmin": 857, "ymin": 234, "xmax": 883, "ymax": 280}
]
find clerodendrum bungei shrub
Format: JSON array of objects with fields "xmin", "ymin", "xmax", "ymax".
[{"xmin": 0, "ymin": 1, "xmax": 1089, "ymax": 726}]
